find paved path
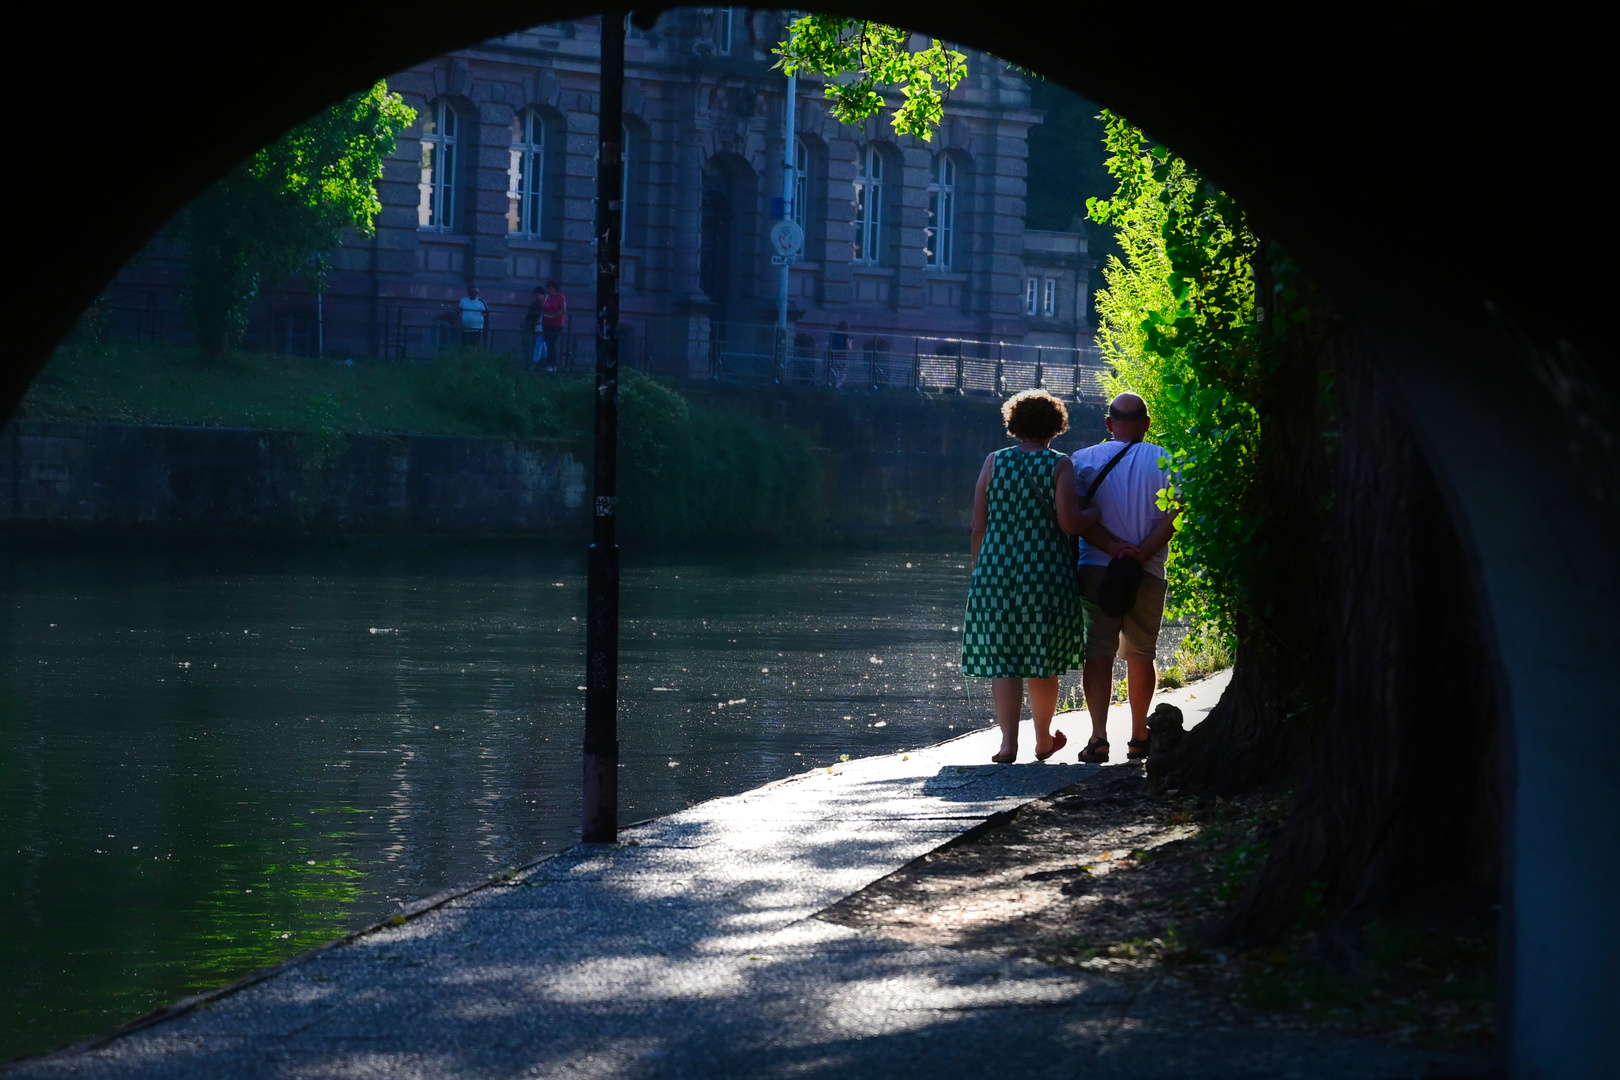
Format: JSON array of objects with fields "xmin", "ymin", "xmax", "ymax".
[{"xmin": 12, "ymin": 672, "xmax": 1489, "ymax": 1078}]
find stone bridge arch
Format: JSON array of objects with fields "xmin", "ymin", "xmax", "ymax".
[{"xmin": 7, "ymin": 6, "xmax": 1614, "ymax": 1076}]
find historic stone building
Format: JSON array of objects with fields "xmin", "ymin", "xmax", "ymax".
[{"xmin": 113, "ymin": 9, "xmax": 1093, "ymax": 375}]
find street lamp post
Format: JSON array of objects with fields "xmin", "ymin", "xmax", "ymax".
[{"xmin": 582, "ymin": 11, "xmax": 625, "ymax": 844}]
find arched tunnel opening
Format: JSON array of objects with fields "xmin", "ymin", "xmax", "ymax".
[{"xmin": 2, "ymin": 5, "xmax": 1614, "ymax": 1077}]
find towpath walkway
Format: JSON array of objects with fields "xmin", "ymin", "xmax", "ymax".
[{"xmin": 13, "ymin": 672, "xmax": 1488, "ymax": 1078}]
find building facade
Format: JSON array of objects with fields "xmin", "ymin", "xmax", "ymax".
[{"xmin": 112, "ymin": 9, "xmax": 1094, "ymax": 376}]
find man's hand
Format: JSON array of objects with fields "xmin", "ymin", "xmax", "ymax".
[{"xmin": 1105, "ymin": 539, "xmax": 1142, "ymax": 561}]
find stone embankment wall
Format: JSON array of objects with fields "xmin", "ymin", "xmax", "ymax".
[
  {"xmin": 680, "ymin": 384, "xmax": 1107, "ymax": 536},
  {"xmin": 0, "ymin": 422, "xmax": 588, "ymax": 534},
  {"xmin": 0, "ymin": 390, "xmax": 1106, "ymax": 537}
]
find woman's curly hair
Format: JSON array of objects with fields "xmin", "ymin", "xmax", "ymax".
[{"xmin": 1001, "ymin": 389, "xmax": 1070, "ymax": 442}]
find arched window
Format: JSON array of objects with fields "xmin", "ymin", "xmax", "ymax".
[
  {"xmin": 792, "ymin": 139, "xmax": 809, "ymax": 232},
  {"xmin": 925, "ymin": 154, "xmax": 957, "ymax": 269},
  {"xmin": 506, "ymin": 110, "xmax": 546, "ymax": 236},
  {"xmin": 418, "ymin": 100, "xmax": 458, "ymax": 231},
  {"xmin": 853, "ymin": 145, "xmax": 883, "ymax": 265}
]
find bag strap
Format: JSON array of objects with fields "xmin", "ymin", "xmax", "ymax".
[{"xmin": 1080, "ymin": 440, "xmax": 1140, "ymax": 508}]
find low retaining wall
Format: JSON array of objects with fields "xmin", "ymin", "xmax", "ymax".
[
  {"xmin": 0, "ymin": 421, "xmax": 587, "ymax": 534},
  {"xmin": 0, "ymin": 392, "xmax": 1107, "ymax": 537},
  {"xmin": 682, "ymin": 383, "xmax": 1106, "ymax": 536}
]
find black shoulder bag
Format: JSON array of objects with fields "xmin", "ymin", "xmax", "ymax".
[{"xmin": 1080, "ymin": 441, "xmax": 1144, "ymax": 618}]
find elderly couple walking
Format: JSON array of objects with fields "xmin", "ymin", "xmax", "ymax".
[{"xmin": 963, "ymin": 389, "xmax": 1176, "ymax": 764}]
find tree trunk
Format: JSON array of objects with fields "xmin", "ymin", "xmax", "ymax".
[
  {"xmin": 1149, "ymin": 306, "xmax": 1503, "ymax": 943},
  {"xmin": 1218, "ymin": 329, "xmax": 1503, "ymax": 944}
]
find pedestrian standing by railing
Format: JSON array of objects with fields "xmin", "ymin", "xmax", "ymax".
[
  {"xmin": 963, "ymin": 389, "xmax": 1100, "ymax": 763},
  {"xmin": 829, "ymin": 321, "xmax": 850, "ymax": 387},
  {"xmin": 539, "ymin": 280, "xmax": 568, "ymax": 370},
  {"xmin": 524, "ymin": 285, "xmax": 547, "ymax": 365},
  {"xmin": 458, "ymin": 283, "xmax": 488, "ymax": 349}
]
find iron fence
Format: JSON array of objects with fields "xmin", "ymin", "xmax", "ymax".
[{"xmin": 90, "ymin": 295, "xmax": 1110, "ymax": 401}]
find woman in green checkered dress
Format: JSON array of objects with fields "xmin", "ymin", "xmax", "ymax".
[{"xmin": 963, "ymin": 390, "xmax": 1098, "ymax": 763}]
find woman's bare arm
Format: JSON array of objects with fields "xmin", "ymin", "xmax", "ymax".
[
  {"xmin": 1053, "ymin": 457, "xmax": 1100, "ymax": 535},
  {"xmin": 969, "ymin": 453, "xmax": 994, "ymax": 564}
]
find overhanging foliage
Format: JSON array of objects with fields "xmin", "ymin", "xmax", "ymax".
[
  {"xmin": 776, "ymin": 16, "xmax": 967, "ymax": 140},
  {"xmin": 181, "ymin": 82, "xmax": 415, "ymax": 355}
]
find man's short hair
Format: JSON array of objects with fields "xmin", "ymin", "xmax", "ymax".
[{"xmin": 1107, "ymin": 402, "xmax": 1148, "ymax": 421}]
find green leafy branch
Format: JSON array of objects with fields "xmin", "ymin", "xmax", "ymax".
[
  {"xmin": 1089, "ymin": 111, "xmax": 1269, "ymax": 643},
  {"xmin": 776, "ymin": 15, "xmax": 967, "ymax": 140}
]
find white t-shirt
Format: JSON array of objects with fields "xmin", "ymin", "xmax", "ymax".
[
  {"xmin": 459, "ymin": 296, "xmax": 488, "ymax": 330},
  {"xmin": 1071, "ymin": 439, "xmax": 1175, "ymax": 580}
]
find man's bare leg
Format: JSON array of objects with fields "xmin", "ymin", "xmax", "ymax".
[
  {"xmin": 1029, "ymin": 675, "xmax": 1062, "ymax": 756},
  {"xmin": 1083, "ymin": 654, "xmax": 1114, "ymax": 751},
  {"xmin": 991, "ymin": 677, "xmax": 1023, "ymax": 761},
  {"xmin": 1126, "ymin": 658, "xmax": 1156, "ymax": 748}
]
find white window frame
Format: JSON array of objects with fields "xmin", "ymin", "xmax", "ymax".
[
  {"xmin": 419, "ymin": 100, "xmax": 458, "ymax": 231},
  {"xmin": 1043, "ymin": 278, "xmax": 1057, "ymax": 317},
  {"xmin": 716, "ymin": 7, "xmax": 734, "ymax": 54},
  {"xmin": 854, "ymin": 145, "xmax": 884, "ymax": 265},
  {"xmin": 925, "ymin": 154, "xmax": 956, "ymax": 269},
  {"xmin": 620, "ymin": 124, "xmax": 633, "ymax": 242},
  {"xmin": 1025, "ymin": 277, "xmax": 1039, "ymax": 315},
  {"xmin": 507, "ymin": 109, "xmax": 544, "ymax": 237},
  {"xmin": 792, "ymin": 139, "xmax": 809, "ymax": 231}
]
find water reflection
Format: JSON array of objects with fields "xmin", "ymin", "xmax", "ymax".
[{"xmin": 0, "ymin": 542, "xmax": 996, "ymax": 1059}]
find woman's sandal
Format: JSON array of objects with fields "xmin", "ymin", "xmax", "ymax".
[
  {"xmin": 1127, "ymin": 737, "xmax": 1151, "ymax": 760},
  {"xmin": 1077, "ymin": 736, "xmax": 1109, "ymax": 764},
  {"xmin": 990, "ymin": 749, "xmax": 1018, "ymax": 764},
  {"xmin": 1035, "ymin": 730, "xmax": 1068, "ymax": 761}
]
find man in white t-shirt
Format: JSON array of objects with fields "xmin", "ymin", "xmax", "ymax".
[
  {"xmin": 458, "ymin": 283, "xmax": 489, "ymax": 348},
  {"xmin": 1070, "ymin": 392, "xmax": 1180, "ymax": 764}
]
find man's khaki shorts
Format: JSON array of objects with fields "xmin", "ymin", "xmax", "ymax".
[{"xmin": 1078, "ymin": 565, "xmax": 1167, "ymax": 665}]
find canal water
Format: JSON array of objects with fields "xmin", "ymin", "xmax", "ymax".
[{"xmin": 1, "ymin": 542, "xmax": 1033, "ymax": 1061}]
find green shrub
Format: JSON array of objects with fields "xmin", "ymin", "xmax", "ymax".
[
  {"xmin": 422, "ymin": 363, "xmax": 821, "ymax": 542},
  {"xmin": 424, "ymin": 351, "xmax": 544, "ymax": 437},
  {"xmin": 299, "ymin": 392, "xmax": 346, "ymax": 471},
  {"xmin": 616, "ymin": 373, "xmax": 819, "ymax": 543},
  {"xmin": 1174, "ymin": 622, "xmax": 1234, "ymax": 680}
]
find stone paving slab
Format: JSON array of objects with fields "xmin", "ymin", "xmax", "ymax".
[{"xmin": 9, "ymin": 672, "xmax": 1490, "ymax": 1078}]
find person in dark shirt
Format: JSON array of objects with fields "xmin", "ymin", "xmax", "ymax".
[{"xmin": 524, "ymin": 286, "xmax": 547, "ymax": 364}]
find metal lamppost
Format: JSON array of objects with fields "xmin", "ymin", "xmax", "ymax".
[{"xmin": 582, "ymin": 10, "xmax": 625, "ymax": 844}]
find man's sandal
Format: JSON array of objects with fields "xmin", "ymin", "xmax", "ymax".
[
  {"xmin": 1078, "ymin": 736, "xmax": 1109, "ymax": 764},
  {"xmin": 1127, "ymin": 737, "xmax": 1150, "ymax": 760}
]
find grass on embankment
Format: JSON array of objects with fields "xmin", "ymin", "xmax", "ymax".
[
  {"xmin": 21, "ymin": 342, "xmax": 559, "ymax": 438},
  {"xmin": 19, "ymin": 342, "xmax": 821, "ymax": 543}
]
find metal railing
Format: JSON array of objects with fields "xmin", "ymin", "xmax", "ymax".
[{"xmin": 88, "ymin": 297, "xmax": 1110, "ymax": 400}]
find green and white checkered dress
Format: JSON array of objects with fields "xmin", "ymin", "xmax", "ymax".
[{"xmin": 961, "ymin": 447, "xmax": 1085, "ymax": 678}]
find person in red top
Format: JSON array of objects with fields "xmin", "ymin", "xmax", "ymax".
[{"xmin": 539, "ymin": 280, "xmax": 567, "ymax": 370}]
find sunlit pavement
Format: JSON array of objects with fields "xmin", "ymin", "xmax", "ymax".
[
  {"xmin": 10, "ymin": 670, "xmax": 1488, "ymax": 1079},
  {"xmin": 1054, "ymin": 667, "xmax": 1233, "ymax": 755}
]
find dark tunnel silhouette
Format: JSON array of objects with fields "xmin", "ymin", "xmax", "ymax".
[{"xmin": 7, "ymin": 5, "xmax": 1616, "ymax": 1076}]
